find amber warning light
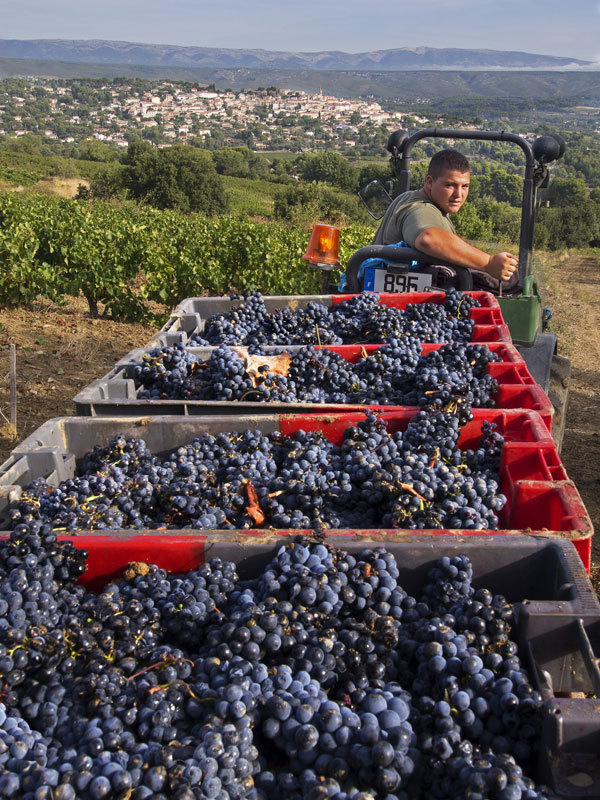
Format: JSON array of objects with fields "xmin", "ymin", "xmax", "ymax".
[{"xmin": 302, "ymin": 224, "xmax": 341, "ymax": 270}]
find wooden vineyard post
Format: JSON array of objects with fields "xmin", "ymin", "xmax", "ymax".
[{"xmin": 9, "ymin": 343, "xmax": 16, "ymax": 434}]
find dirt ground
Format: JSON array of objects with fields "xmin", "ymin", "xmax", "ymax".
[
  {"xmin": 0, "ymin": 296, "xmax": 157, "ymax": 448},
  {"xmin": 541, "ymin": 253, "xmax": 600, "ymax": 589},
  {"xmin": 0, "ymin": 263, "xmax": 598, "ymax": 589}
]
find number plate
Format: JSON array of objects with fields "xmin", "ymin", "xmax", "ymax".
[{"xmin": 364, "ymin": 268, "xmax": 432, "ymax": 294}]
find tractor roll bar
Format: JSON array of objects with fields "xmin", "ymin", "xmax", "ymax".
[{"xmin": 394, "ymin": 129, "xmax": 536, "ymax": 283}]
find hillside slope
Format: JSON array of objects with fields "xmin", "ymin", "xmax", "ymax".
[
  {"xmin": 1, "ymin": 59, "xmax": 600, "ymax": 101},
  {"xmin": 0, "ymin": 39, "xmax": 590, "ymax": 71}
]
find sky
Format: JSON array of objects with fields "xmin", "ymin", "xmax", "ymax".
[{"xmin": 2, "ymin": 0, "xmax": 600, "ymax": 63}]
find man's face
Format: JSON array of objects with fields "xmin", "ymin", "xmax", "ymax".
[{"xmin": 425, "ymin": 169, "xmax": 470, "ymax": 214}]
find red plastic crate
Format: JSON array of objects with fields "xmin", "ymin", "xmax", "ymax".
[
  {"xmin": 277, "ymin": 408, "xmax": 554, "ymax": 449},
  {"xmin": 0, "ymin": 410, "xmax": 591, "ymax": 570},
  {"xmin": 506, "ymin": 482, "xmax": 592, "ymax": 572},
  {"xmin": 468, "ymin": 324, "xmax": 512, "ymax": 344},
  {"xmin": 45, "ymin": 533, "xmax": 590, "ymax": 593},
  {"xmin": 59, "ymin": 498, "xmax": 588, "ymax": 576},
  {"xmin": 280, "ymin": 411, "xmax": 580, "ymax": 554},
  {"xmin": 285, "ymin": 345, "xmax": 547, "ymax": 418},
  {"xmin": 316, "ymin": 341, "xmax": 524, "ymax": 363},
  {"xmin": 74, "ymin": 341, "xmax": 550, "ymax": 424},
  {"xmin": 333, "ymin": 289, "xmax": 502, "ymax": 311},
  {"xmin": 423, "ymin": 341, "xmax": 524, "ymax": 363},
  {"xmin": 308, "ymin": 346, "xmax": 552, "ymax": 426},
  {"xmin": 1, "ymin": 532, "xmax": 596, "ymax": 797}
]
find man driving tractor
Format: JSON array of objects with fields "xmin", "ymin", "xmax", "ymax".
[{"xmin": 372, "ymin": 150, "xmax": 519, "ymax": 290}]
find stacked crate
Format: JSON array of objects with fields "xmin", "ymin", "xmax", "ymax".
[
  {"xmin": 1, "ymin": 291, "xmax": 599, "ymax": 798},
  {"xmin": 0, "ymin": 291, "xmax": 592, "ymax": 564}
]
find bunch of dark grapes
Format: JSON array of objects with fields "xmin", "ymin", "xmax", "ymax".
[
  {"xmin": 399, "ymin": 343, "xmax": 500, "ymax": 409},
  {"xmin": 443, "ymin": 289, "xmax": 480, "ymax": 320},
  {"xmin": 8, "ymin": 409, "xmax": 508, "ymax": 536},
  {"xmin": 132, "ymin": 339, "xmax": 500, "ymax": 410},
  {"xmin": 131, "ymin": 344, "xmax": 201, "ymax": 400},
  {"xmin": 190, "ymin": 289, "xmax": 480, "ymax": 346},
  {"xmin": 199, "ymin": 290, "xmax": 274, "ymax": 346},
  {"xmin": 0, "ymin": 532, "xmax": 553, "ymax": 799}
]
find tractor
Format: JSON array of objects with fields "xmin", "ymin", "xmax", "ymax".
[{"xmin": 303, "ymin": 128, "xmax": 570, "ymax": 450}]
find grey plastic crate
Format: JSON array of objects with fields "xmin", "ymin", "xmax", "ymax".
[
  {"xmin": 147, "ymin": 291, "xmax": 511, "ymax": 348},
  {"xmin": 0, "ymin": 413, "xmax": 592, "ymax": 562},
  {"xmin": 150, "ymin": 294, "xmax": 332, "ymax": 348},
  {"xmin": 46, "ymin": 531, "xmax": 600, "ymax": 798},
  {"xmin": 72, "ymin": 342, "xmax": 545, "ymax": 419}
]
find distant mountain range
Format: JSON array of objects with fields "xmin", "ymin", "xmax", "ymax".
[{"xmin": 0, "ymin": 39, "xmax": 592, "ymax": 71}]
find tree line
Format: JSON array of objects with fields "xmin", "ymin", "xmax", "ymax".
[
  {"xmin": 2, "ymin": 133, "xmax": 599, "ymax": 251},
  {"xmin": 76, "ymin": 140, "xmax": 600, "ymax": 249}
]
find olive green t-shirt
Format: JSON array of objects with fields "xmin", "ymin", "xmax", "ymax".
[{"xmin": 372, "ymin": 189, "xmax": 455, "ymax": 247}]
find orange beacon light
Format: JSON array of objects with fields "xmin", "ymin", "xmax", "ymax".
[{"xmin": 302, "ymin": 224, "xmax": 341, "ymax": 269}]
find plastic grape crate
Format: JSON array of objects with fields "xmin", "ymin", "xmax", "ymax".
[
  {"xmin": 149, "ymin": 291, "xmax": 512, "ymax": 348},
  {"xmin": 72, "ymin": 341, "xmax": 552, "ymax": 428},
  {"xmin": 0, "ymin": 410, "xmax": 591, "ymax": 569},
  {"xmin": 20, "ymin": 531, "xmax": 600, "ymax": 798}
]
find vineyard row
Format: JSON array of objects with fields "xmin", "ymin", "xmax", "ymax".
[{"xmin": 0, "ymin": 194, "xmax": 373, "ymax": 320}]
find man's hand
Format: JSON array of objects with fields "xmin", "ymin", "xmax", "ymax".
[{"xmin": 487, "ymin": 252, "xmax": 518, "ymax": 282}]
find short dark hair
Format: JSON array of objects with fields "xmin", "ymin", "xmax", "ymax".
[{"xmin": 427, "ymin": 149, "xmax": 470, "ymax": 180}]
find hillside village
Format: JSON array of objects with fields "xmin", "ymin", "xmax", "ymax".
[
  {"xmin": 0, "ymin": 79, "xmax": 410, "ymax": 151},
  {"xmin": 119, "ymin": 86, "xmax": 405, "ymax": 146}
]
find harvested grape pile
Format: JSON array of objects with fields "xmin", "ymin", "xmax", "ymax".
[
  {"xmin": 0, "ymin": 533, "xmax": 551, "ymax": 800},
  {"xmin": 189, "ymin": 290, "xmax": 480, "ymax": 347},
  {"xmin": 9, "ymin": 410, "xmax": 506, "ymax": 533},
  {"xmin": 135, "ymin": 340, "xmax": 500, "ymax": 407}
]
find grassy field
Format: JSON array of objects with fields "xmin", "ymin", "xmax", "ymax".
[
  {"xmin": 0, "ymin": 148, "xmax": 295, "ymax": 217},
  {"xmin": 0, "ymin": 149, "xmax": 122, "ymax": 190},
  {"xmin": 221, "ymin": 174, "xmax": 281, "ymax": 218}
]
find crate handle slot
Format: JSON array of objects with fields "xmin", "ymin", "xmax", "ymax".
[{"xmin": 575, "ymin": 618, "xmax": 600, "ymax": 696}]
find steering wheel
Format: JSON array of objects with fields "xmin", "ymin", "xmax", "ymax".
[{"xmin": 344, "ymin": 245, "xmax": 474, "ymax": 294}]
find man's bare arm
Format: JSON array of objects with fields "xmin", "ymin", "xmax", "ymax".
[{"xmin": 414, "ymin": 227, "xmax": 518, "ymax": 282}]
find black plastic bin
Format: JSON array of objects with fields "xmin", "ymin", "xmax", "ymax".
[{"xmin": 50, "ymin": 532, "xmax": 600, "ymax": 799}]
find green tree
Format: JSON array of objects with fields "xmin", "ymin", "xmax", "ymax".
[
  {"xmin": 75, "ymin": 164, "xmax": 125, "ymax": 201},
  {"xmin": 269, "ymin": 157, "xmax": 293, "ymax": 183},
  {"xmin": 476, "ymin": 168, "xmax": 523, "ymax": 206},
  {"xmin": 76, "ymin": 137, "xmax": 120, "ymax": 162},
  {"xmin": 212, "ymin": 147, "xmax": 249, "ymax": 177},
  {"xmin": 474, "ymin": 199, "xmax": 521, "ymax": 245},
  {"xmin": 357, "ymin": 163, "xmax": 394, "ymax": 191},
  {"xmin": 121, "ymin": 142, "xmax": 228, "ymax": 214},
  {"xmin": 294, "ymin": 151, "xmax": 358, "ymax": 192},
  {"xmin": 562, "ymin": 134, "xmax": 600, "ymax": 188},
  {"xmin": 538, "ymin": 201, "xmax": 599, "ymax": 249},
  {"xmin": 2, "ymin": 134, "xmax": 43, "ymax": 155},
  {"xmin": 212, "ymin": 146, "xmax": 268, "ymax": 179},
  {"xmin": 453, "ymin": 203, "xmax": 493, "ymax": 242},
  {"xmin": 409, "ymin": 162, "xmax": 428, "ymax": 191},
  {"xmin": 544, "ymin": 176, "xmax": 588, "ymax": 208},
  {"xmin": 273, "ymin": 182, "xmax": 369, "ymax": 226}
]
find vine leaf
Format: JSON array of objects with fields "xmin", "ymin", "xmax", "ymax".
[{"xmin": 232, "ymin": 347, "xmax": 292, "ymax": 388}]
